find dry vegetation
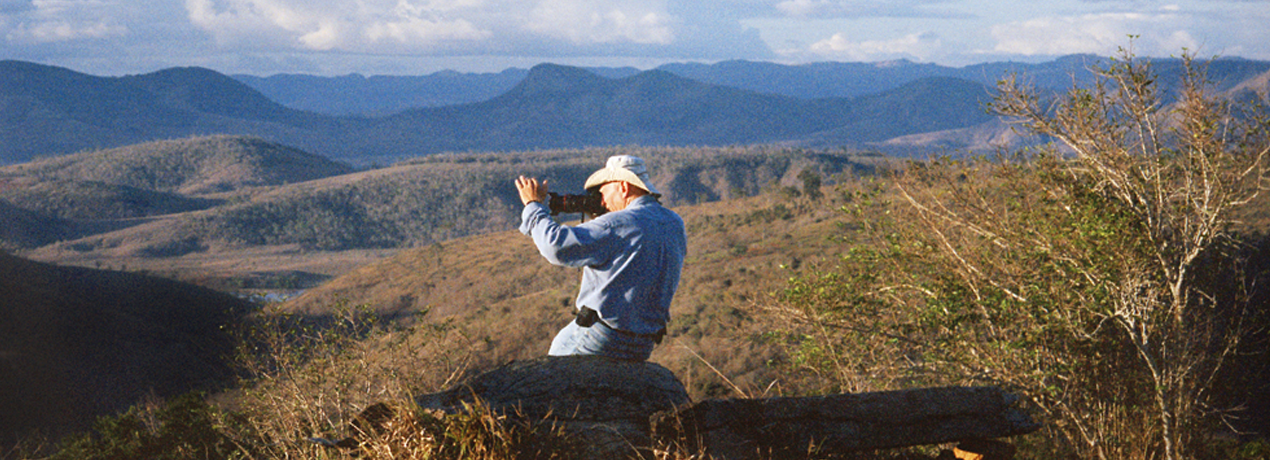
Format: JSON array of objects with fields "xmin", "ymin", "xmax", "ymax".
[
  {"xmin": 767, "ymin": 49, "xmax": 1270, "ymax": 459},
  {"xmin": 280, "ymin": 189, "xmax": 850, "ymax": 400},
  {"xmin": 6, "ymin": 50, "xmax": 1270, "ymax": 460},
  {"xmin": 6, "ymin": 142, "xmax": 877, "ymax": 293}
]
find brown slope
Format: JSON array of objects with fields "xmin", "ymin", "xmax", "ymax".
[
  {"xmin": 1, "ymin": 135, "xmax": 354, "ymax": 196},
  {"xmin": 0, "ymin": 252, "xmax": 252, "ymax": 440},
  {"xmin": 281, "ymin": 192, "xmax": 848, "ymax": 399},
  {"xmin": 1224, "ymin": 68, "xmax": 1270, "ymax": 105},
  {"xmin": 0, "ymin": 200, "xmax": 78, "ymax": 250}
]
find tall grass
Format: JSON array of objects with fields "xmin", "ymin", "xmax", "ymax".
[{"xmin": 25, "ymin": 300, "xmax": 732, "ymax": 459}]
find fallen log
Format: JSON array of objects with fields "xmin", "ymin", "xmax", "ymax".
[{"xmin": 650, "ymin": 386, "xmax": 1041, "ymax": 459}]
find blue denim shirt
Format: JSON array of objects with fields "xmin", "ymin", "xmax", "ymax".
[{"xmin": 520, "ymin": 195, "xmax": 686, "ymax": 335}]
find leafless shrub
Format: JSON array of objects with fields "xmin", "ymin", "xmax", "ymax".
[{"xmin": 769, "ymin": 46, "xmax": 1269, "ymax": 459}]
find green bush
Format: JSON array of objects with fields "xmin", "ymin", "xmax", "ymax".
[{"xmin": 50, "ymin": 392, "xmax": 244, "ymax": 460}]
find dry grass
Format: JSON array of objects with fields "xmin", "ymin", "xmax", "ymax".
[
  {"xmin": 214, "ymin": 299, "xmax": 724, "ymax": 460},
  {"xmin": 274, "ymin": 190, "xmax": 850, "ymax": 401}
]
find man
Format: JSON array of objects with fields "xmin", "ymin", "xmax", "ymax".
[{"xmin": 515, "ymin": 155, "xmax": 686, "ymax": 361}]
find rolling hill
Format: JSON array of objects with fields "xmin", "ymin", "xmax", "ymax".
[
  {"xmin": 0, "ymin": 134, "xmax": 359, "ymax": 250},
  {"xmin": 1, "ymin": 135, "xmax": 355, "ymax": 195},
  {"xmin": 8, "ymin": 145, "xmax": 877, "ymax": 282},
  {"xmin": 0, "ymin": 200, "xmax": 78, "ymax": 250}
]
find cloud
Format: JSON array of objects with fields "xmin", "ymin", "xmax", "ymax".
[
  {"xmin": 526, "ymin": 0, "xmax": 676, "ymax": 45},
  {"xmin": 7, "ymin": 19, "xmax": 126, "ymax": 42},
  {"xmin": 990, "ymin": 13, "xmax": 1141, "ymax": 56},
  {"xmin": 774, "ymin": 0, "xmax": 973, "ymax": 19},
  {"xmin": 975, "ymin": 3, "xmax": 1270, "ymax": 58},
  {"xmin": 1, "ymin": 0, "xmax": 128, "ymax": 43},
  {"xmin": 186, "ymin": 0, "xmax": 355, "ymax": 50},
  {"xmin": 183, "ymin": 0, "xmax": 702, "ymax": 55},
  {"xmin": 365, "ymin": 17, "xmax": 490, "ymax": 47},
  {"xmin": 16, "ymin": 0, "xmax": 1261, "ymax": 78},
  {"xmin": 176, "ymin": 0, "xmax": 773, "ymax": 64},
  {"xmin": 805, "ymin": 31, "xmax": 942, "ymax": 61}
]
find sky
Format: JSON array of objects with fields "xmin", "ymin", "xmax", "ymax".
[{"xmin": 1, "ymin": 0, "xmax": 1268, "ymax": 77}]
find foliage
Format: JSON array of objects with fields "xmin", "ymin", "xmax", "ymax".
[
  {"xmin": 8, "ymin": 135, "xmax": 353, "ymax": 195},
  {"xmin": 38, "ymin": 300, "xmax": 582, "ymax": 459},
  {"xmin": 0, "ymin": 179, "xmax": 217, "ymax": 220},
  {"xmin": 770, "ymin": 48, "xmax": 1269, "ymax": 459},
  {"xmin": 48, "ymin": 392, "xmax": 243, "ymax": 460},
  {"xmin": 180, "ymin": 145, "xmax": 875, "ymax": 251},
  {"xmin": 344, "ymin": 401, "xmax": 581, "ymax": 460},
  {"xmin": 225, "ymin": 301, "xmax": 466, "ymax": 453}
]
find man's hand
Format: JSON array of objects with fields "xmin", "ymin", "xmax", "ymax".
[{"xmin": 516, "ymin": 175, "xmax": 549, "ymax": 206}]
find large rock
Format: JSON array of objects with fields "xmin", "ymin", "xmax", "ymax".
[
  {"xmin": 412, "ymin": 357, "xmax": 1038, "ymax": 459},
  {"xmin": 414, "ymin": 355, "xmax": 690, "ymax": 458},
  {"xmin": 650, "ymin": 386, "xmax": 1040, "ymax": 459}
]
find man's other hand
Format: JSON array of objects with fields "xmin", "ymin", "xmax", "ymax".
[{"xmin": 516, "ymin": 176, "xmax": 549, "ymax": 206}]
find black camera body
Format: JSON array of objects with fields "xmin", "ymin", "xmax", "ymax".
[{"xmin": 548, "ymin": 191, "xmax": 606, "ymax": 217}]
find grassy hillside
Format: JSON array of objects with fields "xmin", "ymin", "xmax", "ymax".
[
  {"xmin": 0, "ymin": 135, "xmax": 356, "ymax": 251},
  {"xmin": 178, "ymin": 146, "xmax": 878, "ymax": 251},
  {"xmin": 1, "ymin": 135, "xmax": 354, "ymax": 196},
  {"xmin": 280, "ymin": 189, "xmax": 850, "ymax": 399},
  {"xmin": 0, "ymin": 179, "xmax": 216, "ymax": 220},
  {"xmin": 0, "ymin": 201, "xmax": 77, "ymax": 251},
  {"xmin": 16, "ymin": 145, "xmax": 876, "ymax": 268},
  {"xmin": 0, "ymin": 252, "xmax": 252, "ymax": 442}
]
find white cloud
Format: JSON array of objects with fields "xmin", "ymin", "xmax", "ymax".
[
  {"xmin": 774, "ymin": 0, "xmax": 972, "ymax": 19},
  {"xmin": 185, "ymin": 0, "xmax": 494, "ymax": 51},
  {"xmin": 365, "ymin": 16, "xmax": 490, "ymax": 45},
  {"xmin": 9, "ymin": 19, "xmax": 126, "ymax": 42},
  {"xmin": 182, "ymin": 0, "xmax": 686, "ymax": 55},
  {"xmin": 805, "ymin": 31, "xmax": 942, "ymax": 61},
  {"xmin": 525, "ymin": 0, "xmax": 676, "ymax": 45},
  {"xmin": 987, "ymin": 10, "xmax": 1197, "ymax": 58},
  {"xmin": 1, "ymin": 0, "xmax": 127, "ymax": 43},
  {"xmin": 775, "ymin": 0, "xmax": 839, "ymax": 17},
  {"xmin": 6, "ymin": 0, "xmax": 1266, "ymax": 77}
]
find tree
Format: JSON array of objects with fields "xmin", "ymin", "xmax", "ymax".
[
  {"xmin": 798, "ymin": 168, "xmax": 823, "ymax": 200},
  {"xmin": 772, "ymin": 48, "xmax": 1268, "ymax": 459}
]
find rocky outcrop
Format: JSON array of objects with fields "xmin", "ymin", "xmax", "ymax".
[
  {"xmin": 414, "ymin": 355, "xmax": 690, "ymax": 458},
  {"xmin": 412, "ymin": 356, "xmax": 1039, "ymax": 459},
  {"xmin": 650, "ymin": 386, "xmax": 1040, "ymax": 459}
]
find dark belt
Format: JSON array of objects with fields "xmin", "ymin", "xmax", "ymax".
[{"xmin": 575, "ymin": 307, "xmax": 665, "ymax": 344}]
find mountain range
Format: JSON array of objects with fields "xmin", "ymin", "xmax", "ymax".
[
  {"xmin": 235, "ymin": 55, "xmax": 1270, "ymax": 116},
  {"xmin": 9, "ymin": 55, "xmax": 1266, "ymax": 165}
]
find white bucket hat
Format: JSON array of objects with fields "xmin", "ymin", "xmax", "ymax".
[{"xmin": 583, "ymin": 155, "xmax": 660, "ymax": 196}]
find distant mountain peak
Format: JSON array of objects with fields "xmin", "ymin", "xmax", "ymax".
[
  {"xmin": 126, "ymin": 67, "xmax": 292, "ymax": 119},
  {"xmin": 873, "ymin": 59, "xmax": 916, "ymax": 68},
  {"xmin": 513, "ymin": 63, "xmax": 609, "ymax": 94}
]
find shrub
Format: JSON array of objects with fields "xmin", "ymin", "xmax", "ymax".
[
  {"xmin": 769, "ymin": 47, "xmax": 1269, "ymax": 459},
  {"xmin": 48, "ymin": 392, "xmax": 243, "ymax": 460}
]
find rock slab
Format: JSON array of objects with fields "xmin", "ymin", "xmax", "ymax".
[
  {"xmin": 415, "ymin": 355, "xmax": 690, "ymax": 458},
  {"xmin": 415, "ymin": 357, "xmax": 1038, "ymax": 459},
  {"xmin": 650, "ymin": 386, "xmax": 1040, "ymax": 459}
]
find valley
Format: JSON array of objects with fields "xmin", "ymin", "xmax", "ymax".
[
  {"xmin": 0, "ymin": 140, "xmax": 863, "ymax": 442},
  {"xmin": 3, "ymin": 52, "xmax": 1268, "ymax": 457}
]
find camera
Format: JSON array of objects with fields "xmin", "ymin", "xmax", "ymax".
[{"xmin": 548, "ymin": 191, "xmax": 606, "ymax": 217}]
